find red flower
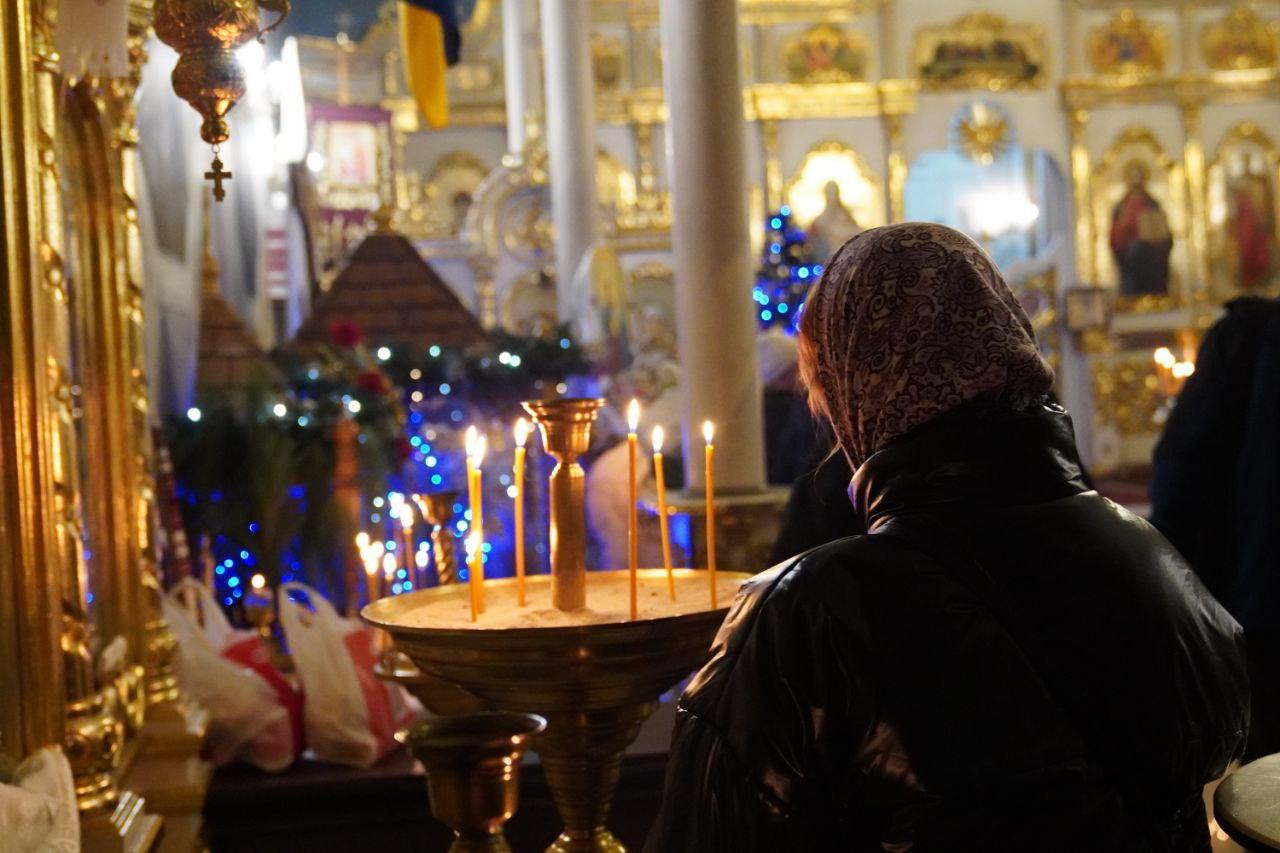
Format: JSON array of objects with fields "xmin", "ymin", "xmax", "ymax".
[
  {"xmin": 355, "ymin": 370, "xmax": 389, "ymax": 395},
  {"xmin": 329, "ymin": 320, "xmax": 363, "ymax": 348}
]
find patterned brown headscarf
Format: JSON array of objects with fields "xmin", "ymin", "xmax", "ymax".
[{"xmin": 798, "ymin": 222, "xmax": 1054, "ymax": 467}]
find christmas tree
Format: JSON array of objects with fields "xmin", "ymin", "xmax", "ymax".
[{"xmin": 752, "ymin": 206, "xmax": 822, "ymax": 333}]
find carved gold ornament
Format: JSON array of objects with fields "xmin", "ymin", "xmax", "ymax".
[
  {"xmin": 914, "ymin": 13, "xmax": 1046, "ymax": 92},
  {"xmin": 1201, "ymin": 7, "xmax": 1279, "ymax": 72},
  {"xmin": 592, "ymin": 32, "xmax": 626, "ymax": 92},
  {"xmin": 781, "ymin": 24, "xmax": 869, "ymax": 85},
  {"xmin": 153, "ymin": 0, "xmax": 291, "ymax": 200},
  {"xmin": 1087, "ymin": 10, "xmax": 1168, "ymax": 78},
  {"xmin": 950, "ymin": 100, "xmax": 1012, "ymax": 166}
]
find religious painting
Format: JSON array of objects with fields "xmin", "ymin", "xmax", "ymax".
[
  {"xmin": 781, "ymin": 24, "xmax": 869, "ymax": 84},
  {"xmin": 1087, "ymin": 10, "xmax": 1168, "ymax": 78},
  {"xmin": 592, "ymin": 32, "xmax": 626, "ymax": 92},
  {"xmin": 1201, "ymin": 7, "xmax": 1280, "ymax": 72},
  {"xmin": 1091, "ymin": 127, "xmax": 1184, "ymax": 311},
  {"xmin": 783, "ymin": 141, "xmax": 884, "ymax": 264},
  {"xmin": 914, "ymin": 13, "xmax": 1046, "ymax": 92},
  {"xmin": 421, "ymin": 150, "xmax": 489, "ymax": 236},
  {"xmin": 308, "ymin": 102, "xmax": 390, "ymax": 212},
  {"xmin": 1207, "ymin": 123, "xmax": 1280, "ymax": 300}
]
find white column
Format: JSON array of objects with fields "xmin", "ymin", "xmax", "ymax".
[
  {"xmin": 659, "ymin": 0, "xmax": 765, "ymax": 493},
  {"xmin": 539, "ymin": 0, "xmax": 599, "ymax": 322},
  {"xmin": 501, "ymin": 0, "xmax": 529, "ymax": 159}
]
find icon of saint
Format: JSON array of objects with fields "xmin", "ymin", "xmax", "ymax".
[{"xmin": 1109, "ymin": 160, "xmax": 1172, "ymax": 297}]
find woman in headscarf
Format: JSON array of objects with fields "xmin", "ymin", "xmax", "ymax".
[{"xmin": 646, "ymin": 223, "xmax": 1247, "ymax": 852}]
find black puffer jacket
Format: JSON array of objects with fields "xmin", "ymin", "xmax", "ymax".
[{"xmin": 647, "ymin": 407, "xmax": 1248, "ymax": 852}]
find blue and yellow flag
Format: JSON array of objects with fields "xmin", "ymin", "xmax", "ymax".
[{"xmin": 399, "ymin": 0, "xmax": 461, "ymax": 129}]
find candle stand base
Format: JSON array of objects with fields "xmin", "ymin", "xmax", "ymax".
[
  {"xmin": 398, "ymin": 711, "xmax": 546, "ymax": 853},
  {"xmin": 365, "ymin": 570, "xmax": 751, "ymax": 853}
]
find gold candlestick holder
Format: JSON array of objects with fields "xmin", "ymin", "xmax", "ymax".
[
  {"xmin": 520, "ymin": 397, "xmax": 604, "ymax": 612},
  {"xmin": 420, "ymin": 490, "xmax": 461, "ymax": 585},
  {"xmin": 399, "ymin": 712, "xmax": 546, "ymax": 853},
  {"xmin": 366, "ymin": 397, "xmax": 751, "ymax": 853}
]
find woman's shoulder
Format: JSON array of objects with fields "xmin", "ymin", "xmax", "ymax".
[{"xmin": 742, "ymin": 533, "xmax": 941, "ymax": 615}]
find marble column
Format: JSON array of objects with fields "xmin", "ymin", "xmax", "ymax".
[
  {"xmin": 501, "ymin": 0, "xmax": 530, "ymax": 160},
  {"xmin": 659, "ymin": 0, "xmax": 766, "ymax": 493},
  {"xmin": 539, "ymin": 0, "xmax": 599, "ymax": 323}
]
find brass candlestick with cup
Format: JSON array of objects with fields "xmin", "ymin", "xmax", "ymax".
[{"xmin": 365, "ymin": 397, "xmax": 750, "ymax": 852}]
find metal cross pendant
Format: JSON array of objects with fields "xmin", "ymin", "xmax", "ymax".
[{"xmin": 204, "ymin": 155, "xmax": 232, "ymax": 202}]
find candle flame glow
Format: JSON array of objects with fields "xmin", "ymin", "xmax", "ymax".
[
  {"xmin": 382, "ymin": 552, "xmax": 396, "ymax": 576},
  {"xmin": 703, "ymin": 420, "xmax": 715, "ymax": 444},
  {"xmin": 1172, "ymin": 361, "xmax": 1195, "ymax": 379},
  {"xmin": 250, "ymin": 573, "xmax": 266, "ymax": 590},
  {"xmin": 652, "ymin": 425, "xmax": 664, "ymax": 454},
  {"xmin": 1153, "ymin": 347, "xmax": 1176, "ymax": 369},
  {"xmin": 465, "ymin": 425, "xmax": 478, "ymax": 459},
  {"xmin": 355, "ymin": 532, "xmax": 370, "ymax": 550},
  {"xmin": 627, "ymin": 399, "xmax": 641, "ymax": 433},
  {"xmin": 466, "ymin": 426, "xmax": 486, "ymax": 468},
  {"xmin": 514, "ymin": 417, "xmax": 530, "ymax": 448}
]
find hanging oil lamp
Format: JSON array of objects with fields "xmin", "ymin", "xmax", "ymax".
[{"xmin": 153, "ymin": 0, "xmax": 291, "ymax": 201}]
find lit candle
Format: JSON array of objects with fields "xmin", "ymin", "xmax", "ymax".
[
  {"xmin": 703, "ymin": 420, "xmax": 717, "ymax": 608},
  {"xmin": 396, "ymin": 502, "xmax": 416, "ymax": 589},
  {"xmin": 465, "ymin": 426, "xmax": 487, "ymax": 617},
  {"xmin": 513, "ymin": 418, "xmax": 530, "ymax": 607},
  {"xmin": 360, "ymin": 541, "xmax": 381, "ymax": 601},
  {"xmin": 627, "ymin": 400, "xmax": 640, "ymax": 620},
  {"xmin": 466, "ymin": 532, "xmax": 481, "ymax": 622},
  {"xmin": 651, "ymin": 426, "xmax": 675, "ymax": 601},
  {"xmin": 382, "ymin": 551, "xmax": 396, "ymax": 595}
]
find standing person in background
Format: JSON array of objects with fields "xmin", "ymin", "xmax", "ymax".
[{"xmin": 1151, "ymin": 296, "xmax": 1280, "ymax": 760}]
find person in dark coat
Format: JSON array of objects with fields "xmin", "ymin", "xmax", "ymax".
[
  {"xmin": 1151, "ymin": 296, "xmax": 1280, "ymax": 761},
  {"xmin": 647, "ymin": 223, "xmax": 1248, "ymax": 852}
]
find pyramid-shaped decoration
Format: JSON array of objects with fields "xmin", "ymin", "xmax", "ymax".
[
  {"xmin": 196, "ymin": 244, "xmax": 281, "ymax": 398},
  {"xmin": 292, "ymin": 217, "xmax": 486, "ymax": 351}
]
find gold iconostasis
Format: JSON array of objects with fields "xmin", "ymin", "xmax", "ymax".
[{"xmin": 293, "ymin": 0, "xmax": 1279, "ymax": 474}]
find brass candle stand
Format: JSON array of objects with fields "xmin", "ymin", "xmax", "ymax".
[
  {"xmin": 399, "ymin": 712, "xmax": 545, "ymax": 853},
  {"xmin": 365, "ymin": 398, "xmax": 750, "ymax": 852}
]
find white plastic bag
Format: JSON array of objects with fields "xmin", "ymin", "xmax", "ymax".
[
  {"xmin": 277, "ymin": 582, "xmax": 421, "ymax": 768},
  {"xmin": 0, "ymin": 747, "xmax": 77, "ymax": 853},
  {"xmin": 163, "ymin": 579, "xmax": 303, "ymax": 771}
]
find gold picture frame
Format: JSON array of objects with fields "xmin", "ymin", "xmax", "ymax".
[
  {"xmin": 1086, "ymin": 9, "xmax": 1168, "ymax": 78},
  {"xmin": 780, "ymin": 23, "xmax": 870, "ymax": 85},
  {"xmin": 783, "ymin": 140, "xmax": 884, "ymax": 233},
  {"xmin": 1206, "ymin": 121, "xmax": 1280, "ymax": 301},
  {"xmin": 913, "ymin": 13, "xmax": 1047, "ymax": 92},
  {"xmin": 1201, "ymin": 6, "xmax": 1280, "ymax": 72},
  {"xmin": 1091, "ymin": 126, "xmax": 1187, "ymax": 314}
]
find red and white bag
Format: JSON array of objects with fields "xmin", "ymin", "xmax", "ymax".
[
  {"xmin": 163, "ymin": 579, "xmax": 305, "ymax": 771},
  {"xmin": 277, "ymin": 582, "xmax": 421, "ymax": 768}
]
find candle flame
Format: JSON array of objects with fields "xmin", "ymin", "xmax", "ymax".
[
  {"xmin": 382, "ymin": 552, "xmax": 396, "ymax": 576},
  {"xmin": 250, "ymin": 573, "xmax": 266, "ymax": 591},
  {"xmin": 355, "ymin": 532, "xmax": 370, "ymax": 551},
  {"xmin": 703, "ymin": 420, "xmax": 715, "ymax": 444},
  {"xmin": 398, "ymin": 504, "xmax": 414, "ymax": 528},
  {"xmin": 388, "ymin": 491, "xmax": 404, "ymax": 512},
  {"xmin": 627, "ymin": 399, "xmax": 641, "ymax": 433},
  {"xmin": 465, "ymin": 425, "xmax": 478, "ymax": 459},
  {"xmin": 1172, "ymin": 361, "xmax": 1195, "ymax": 379},
  {"xmin": 514, "ymin": 417, "xmax": 530, "ymax": 448},
  {"xmin": 370, "ymin": 541, "xmax": 385, "ymax": 560},
  {"xmin": 474, "ymin": 434, "xmax": 486, "ymax": 468},
  {"xmin": 652, "ymin": 425, "xmax": 664, "ymax": 453},
  {"xmin": 1153, "ymin": 347, "xmax": 1176, "ymax": 369}
]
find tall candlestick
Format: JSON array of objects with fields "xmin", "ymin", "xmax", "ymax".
[
  {"xmin": 626, "ymin": 400, "xmax": 640, "ymax": 620},
  {"xmin": 703, "ymin": 420, "xmax": 717, "ymax": 608},
  {"xmin": 465, "ymin": 426, "xmax": 487, "ymax": 617},
  {"xmin": 651, "ymin": 426, "xmax": 675, "ymax": 601},
  {"xmin": 513, "ymin": 418, "xmax": 530, "ymax": 606}
]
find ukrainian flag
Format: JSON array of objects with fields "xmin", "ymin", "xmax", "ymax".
[{"xmin": 399, "ymin": 0, "xmax": 461, "ymax": 129}]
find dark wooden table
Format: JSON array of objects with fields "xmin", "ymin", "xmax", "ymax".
[
  {"xmin": 203, "ymin": 748, "xmax": 667, "ymax": 852},
  {"xmin": 1215, "ymin": 754, "xmax": 1280, "ymax": 851}
]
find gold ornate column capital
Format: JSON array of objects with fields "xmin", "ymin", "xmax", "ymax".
[{"xmin": 1067, "ymin": 106, "xmax": 1098, "ymax": 284}]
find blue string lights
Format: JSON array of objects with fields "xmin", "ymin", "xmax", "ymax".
[{"xmin": 754, "ymin": 206, "xmax": 822, "ymax": 334}]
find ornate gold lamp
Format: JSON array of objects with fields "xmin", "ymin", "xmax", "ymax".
[
  {"xmin": 366, "ymin": 398, "xmax": 752, "ymax": 852},
  {"xmin": 152, "ymin": 0, "xmax": 290, "ymax": 201}
]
